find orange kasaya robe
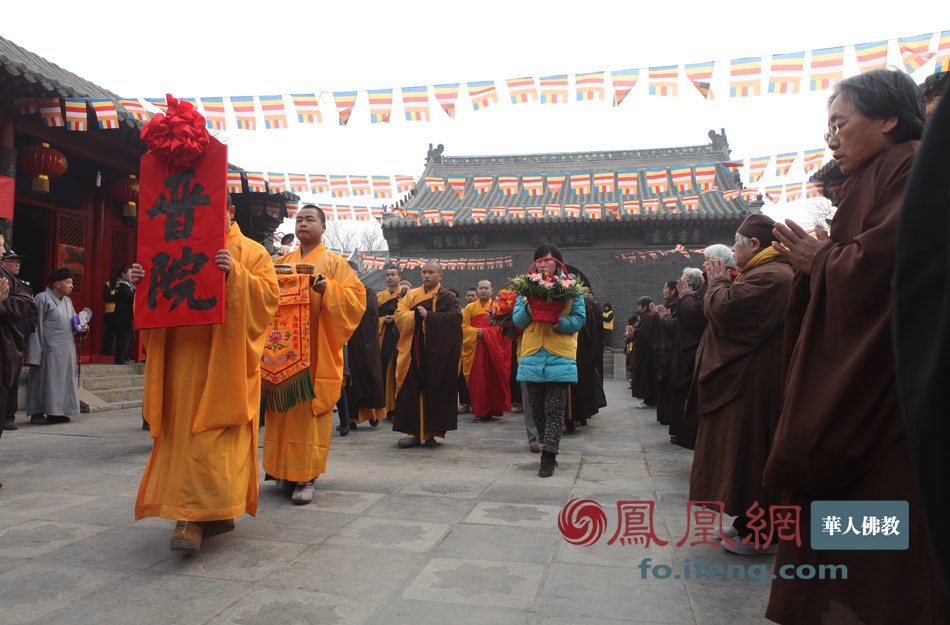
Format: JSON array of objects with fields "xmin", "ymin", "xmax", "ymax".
[
  {"xmin": 461, "ymin": 299, "xmax": 511, "ymax": 417},
  {"xmin": 377, "ymin": 287, "xmax": 404, "ymax": 414},
  {"xmin": 263, "ymin": 242, "xmax": 365, "ymax": 482},
  {"xmin": 135, "ymin": 223, "xmax": 280, "ymax": 522}
]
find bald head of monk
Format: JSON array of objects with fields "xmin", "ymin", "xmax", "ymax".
[
  {"xmin": 476, "ymin": 279, "xmax": 492, "ymax": 305},
  {"xmin": 295, "ymin": 204, "xmax": 327, "ymax": 255},
  {"xmin": 421, "ymin": 261, "xmax": 442, "ymax": 290}
]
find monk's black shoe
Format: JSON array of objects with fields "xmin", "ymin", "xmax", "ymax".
[
  {"xmin": 30, "ymin": 414, "xmax": 48, "ymax": 425},
  {"xmin": 46, "ymin": 415, "xmax": 70, "ymax": 424},
  {"xmin": 397, "ymin": 436, "xmax": 421, "ymax": 448},
  {"xmin": 539, "ymin": 451, "xmax": 558, "ymax": 478}
]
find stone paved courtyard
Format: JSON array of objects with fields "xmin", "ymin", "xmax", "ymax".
[{"xmin": 0, "ymin": 380, "xmax": 775, "ymax": 625}]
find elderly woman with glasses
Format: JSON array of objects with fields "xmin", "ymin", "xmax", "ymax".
[{"xmin": 763, "ymin": 70, "xmax": 948, "ymax": 623}]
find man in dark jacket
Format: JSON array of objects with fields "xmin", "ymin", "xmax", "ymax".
[{"xmin": 1, "ymin": 249, "xmax": 36, "ymax": 431}]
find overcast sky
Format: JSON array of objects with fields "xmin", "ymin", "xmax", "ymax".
[{"xmin": 3, "ymin": 1, "xmax": 943, "ymax": 245}]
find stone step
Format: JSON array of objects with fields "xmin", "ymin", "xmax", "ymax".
[
  {"xmin": 86, "ymin": 399, "xmax": 143, "ymax": 413},
  {"xmin": 79, "ymin": 363, "xmax": 146, "ymax": 377},
  {"xmin": 91, "ymin": 386, "xmax": 144, "ymax": 404},
  {"xmin": 81, "ymin": 374, "xmax": 145, "ymax": 391}
]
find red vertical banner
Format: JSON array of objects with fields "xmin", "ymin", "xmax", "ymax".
[
  {"xmin": 0, "ymin": 175, "xmax": 13, "ymax": 219},
  {"xmin": 135, "ymin": 137, "xmax": 227, "ymax": 329}
]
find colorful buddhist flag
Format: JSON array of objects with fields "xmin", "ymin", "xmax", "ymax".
[
  {"xmin": 423, "ymin": 209, "xmax": 441, "ymax": 224},
  {"xmin": 290, "ymin": 94, "xmax": 322, "ymax": 123},
  {"xmin": 198, "ymin": 97, "xmax": 226, "ymax": 129},
  {"xmin": 38, "ymin": 98, "xmax": 64, "ymax": 127},
  {"xmin": 684, "ymin": 61, "xmax": 715, "ymax": 99},
  {"xmin": 730, "ymin": 57, "xmax": 762, "ymax": 97},
  {"xmin": 527, "ymin": 206, "xmax": 543, "ymax": 218},
  {"xmin": 670, "ymin": 167, "xmax": 693, "ymax": 192},
  {"xmin": 740, "ymin": 189, "xmax": 760, "ymax": 201},
  {"xmin": 265, "ymin": 204, "xmax": 281, "ymax": 220},
  {"xmin": 330, "ymin": 175, "xmax": 350, "ymax": 197},
  {"xmin": 13, "ymin": 97, "xmax": 38, "ymax": 115},
  {"xmin": 854, "ymin": 41, "xmax": 889, "ymax": 73},
  {"xmin": 433, "ymin": 83, "xmax": 459, "ymax": 118},
  {"xmin": 593, "ymin": 172, "xmax": 615, "ymax": 193},
  {"xmin": 570, "ymin": 173, "xmax": 591, "ymax": 195},
  {"xmin": 681, "ymin": 195, "xmax": 699, "ymax": 211},
  {"xmin": 226, "ymin": 171, "xmax": 244, "ymax": 194},
  {"xmin": 611, "ymin": 69, "xmax": 639, "ymax": 106},
  {"xmin": 604, "ymin": 201, "xmax": 619, "ymax": 217},
  {"xmin": 768, "ymin": 51, "xmax": 805, "ymax": 94},
  {"xmin": 694, "ymin": 164, "xmax": 718, "ymax": 191},
  {"xmin": 805, "ymin": 180, "xmax": 824, "ymax": 198},
  {"xmin": 748, "ymin": 156, "xmax": 770, "ymax": 183},
  {"xmin": 267, "ymin": 173, "xmax": 286, "ymax": 193},
  {"xmin": 442, "ymin": 209, "xmax": 456, "ymax": 225},
  {"xmin": 285, "ymin": 201, "xmax": 301, "ymax": 219},
  {"xmin": 350, "ymin": 176, "xmax": 371, "ymax": 196},
  {"xmin": 402, "ymin": 86, "xmax": 429, "ymax": 121},
  {"xmin": 471, "ymin": 207, "xmax": 488, "ymax": 222},
  {"xmin": 539, "ymin": 75, "xmax": 569, "ymax": 103},
  {"xmin": 622, "ymin": 200, "xmax": 640, "ymax": 215},
  {"xmin": 118, "ymin": 98, "xmax": 150, "ymax": 121},
  {"xmin": 544, "ymin": 205, "xmax": 561, "ymax": 217},
  {"xmin": 395, "ymin": 176, "xmax": 415, "ymax": 193},
  {"xmin": 82, "ymin": 99, "xmax": 116, "ymax": 130},
  {"xmin": 230, "ymin": 96, "xmax": 257, "ymax": 130},
  {"xmin": 371, "ymin": 176, "xmax": 392, "ymax": 198},
  {"xmin": 584, "ymin": 203, "xmax": 602, "ymax": 219},
  {"xmin": 546, "ymin": 174, "xmax": 566, "ymax": 196},
  {"xmin": 645, "ymin": 168, "xmax": 669, "ymax": 194},
  {"xmin": 523, "ymin": 175, "xmax": 544, "ymax": 196},
  {"xmin": 642, "ymin": 198, "xmax": 659, "ymax": 212},
  {"xmin": 333, "ymin": 91, "xmax": 358, "ymax": 126},
  {"xmin": 575, "ymin": 71, "xmax": 605, "ymax": 101},
  {"xmin": 473, "ymin": 176, "xmax": 493, "ymax": 194},
  {"xmin": 468, "ymin": 80, "xmax": 499, "ymax": 111},
  {"xmin": 490, "ymin": 206, "xmax": 507, "ymax": 217},
  {"xmin": 673, "ymin": 244, "xmax": 690, "ymax": 259},
  {"xmin": 507, "ymin": 77, "xmax": 538, "ymax": 104},
  {"xmin": 144, "ymin": 98, "xmax": 169, "ymax": 112},
  {"xmin": 809, "ymin": 47, "xmax": 844, "ymax": 91},
  {"xmin": 498, "ymin": 176, "xmax": 520, "ymax": 195},
  {"xmin": 308, "ymin": 174, "xmax": 329, "ymax": 194},
  {"xmin": 365, "ymin": 88, "xmax": 393, "ymax": 124},
  {"xmin": 662, "ymin": 197, "xmax": 680, "ymax": 213},
  {"xmin": 259, "ymin": 95, "xmax": 287, "ymax": 129},
  {"xmin": 935, "ymin": 31, "xmax": 950, "ymax": 73},
  {"xmin": 764, "ymin": 185, "xmax": 783, "ymax": 202},
  {"xmin": 448, "ymin": 176, "xmax": 467, "ymax": 198},
  {"xmin": 425, "ymin": 176, "xmax": 445, "ymax": 192},
  {"xmin": 617, "ymin": 170, "xmax": 639, "ymax": 195},
  {"xmin": 898, "ymin": 33, "xmax": 934, "ymax": 73},
  {"xmin": 648, "ymin": 66, "xmax": 678, "ymax": 97},
  {"xmin": 803, "ymin": 148, "xmax": 825, "ymax": 173},
  {"xmin": 785, "ymin": 183, "xmax": 803, "ymax": 202},
  {"xmin": 775, "ymin": 152, "xmax": 797, "ymax": 176},
  {"xmin": 509, "ymin": 206, "xmax": 526, "ymax": 219},
  {"xmin": 564, "ymin": 204, "xmax": 581, "ymax": 218},
  {"xmin": 286, "ymin": 174, "xmax": 308, "ymax": 194},
  {"xmin": 722, "ymin": 189, "xmax": 740, "ymax": 201},
  {"xmin": 245, "ymin": 172, "xmax": 267, "ymax": 193},
  {"xmin": 371, "ymin": 207, "xmax": 385, "ymax": 221}
]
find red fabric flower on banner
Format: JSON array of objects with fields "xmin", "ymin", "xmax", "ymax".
[{"xmin": 140, "ymin": 94, "xmax": 210, "ymax": 169}]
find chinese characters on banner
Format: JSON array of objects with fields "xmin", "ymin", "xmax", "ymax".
[{"xmin": 135, "ymin": 137, "xmax": 228, "ymax": 329}]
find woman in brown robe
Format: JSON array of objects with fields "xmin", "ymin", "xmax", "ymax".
[
  {"xmin": 765, "ymin": 69, "xmax": 948, "ymax": 625},
  {"xmin": 687, "ymin": 214, "xmax": 792, "ymax": 550}
]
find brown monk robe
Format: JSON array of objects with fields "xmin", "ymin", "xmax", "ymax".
[
  {"xmin": 378, "ymin": 266, "xmax": 407, "ymax": 418},
  {"xmin": 346, "ymin": 282, "xmax": 385, "ymax": 426},
  {"xmin": 632, "ymin": 301, "xmax": 658, "ymax": 407},
  {"xmin": 654, "ymin": 286, "xmax": 678, "ymax": 427},
  {"xmin": 765, "ymin": 81, "xmax": 948, "ymax": 622},
  {"xmin": 393, "ymin": 261, "xmax": 462, "ymax": 447},
  {"xmin": 667, "ymin": 279, "xmax": 707, "ymax": 450},
  {"xmin": 568, "ymin": 294, "xmax": 606, "ymax": 428},
  {"xmin": 687, "ymin": 214, "xmax": 792, "ymax": 548}
]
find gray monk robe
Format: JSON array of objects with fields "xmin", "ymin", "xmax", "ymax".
[{"xmin": 25, "ymin": 288, "xmax": 81, "ymax": 416}]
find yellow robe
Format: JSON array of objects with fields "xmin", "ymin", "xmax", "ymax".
[
  {"xmin": 135, "ymin": 223, "xmax": 279, "ymax": 522},
  {"xmin": 263, "ymin": 243, "xmax": 365, "ymax": 482},
  {"xmin": 460, "ymin": 299, "xmax": 492, "ymax": 380},
  {"xmin": 377, "ymin": 288, "xmax": 404, "ymax": 414}
]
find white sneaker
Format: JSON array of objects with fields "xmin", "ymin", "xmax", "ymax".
[
  {"xmin": 719, "ymin": 527, "xmax": 740, "ymax": 541},
  {"xmin": 292, "ymin": 480, "xmax": 315, "ymax": 505}
]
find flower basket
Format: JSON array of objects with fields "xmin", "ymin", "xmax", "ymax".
[{"xmin": 527, "ymin": 297, "xmax": 565, "ymax": 324}]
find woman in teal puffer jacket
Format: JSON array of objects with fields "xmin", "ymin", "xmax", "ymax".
[{"xmin": 513, "ymin": 244, "xmax": 586, "ymax": 477}]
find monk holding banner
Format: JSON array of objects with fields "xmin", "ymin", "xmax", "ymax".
[
  {"xmin": 393, "ymin": 261, "xmax": 462, "ymax": 447},
  {"xmin": 461, "ymin": 279, "xmax": 511, "ymax": 423},
  {"xmin": 377, "ymin": 264, "xmax": 407, "ymax": 419},
  {"xmin": 132, "ymin": 94, "xmax": 279, "ymax": 554},
  {"xmin": 262, "ymin": 205, "xmax": 365, "ymax": 504}
]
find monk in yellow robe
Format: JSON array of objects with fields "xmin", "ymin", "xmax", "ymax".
[
  {"xmin": 393, "ymin": 261, "xmax": 462, "ymax": 448},
  {"xmin": 262, "ymin": 205, "xmax": 365, "ymax": 504},
  {"xmin": 132, "ymin": 202, "xmax": 280, "ymax": 553},
  {"xmin": 461, "ymin": 279, "xmax": 511, "ymax": 423},
  {"xmin": 377, "ymin": 264, "xmax": 407, "ymax": 418}
]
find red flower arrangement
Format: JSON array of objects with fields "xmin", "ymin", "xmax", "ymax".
[
  {"xmin": 487, "ymin": 289, "xmax": 518, "ymax": 326},
  {"xmin": 140, "ymin": 94, "xmax": 210, "ymax": 169}
]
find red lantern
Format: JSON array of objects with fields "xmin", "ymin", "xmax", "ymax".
[
  {"xmin": 110, "ymin": 174, "xmax": 139, "ymax": 217},
  {"xmin": 17, "ymin": 143, "xmax": 68, "ymax": 193}
]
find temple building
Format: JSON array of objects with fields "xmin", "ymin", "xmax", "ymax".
[{"xmin": 381, "ymin": 133, "xmax": 762, "ymax": 320}]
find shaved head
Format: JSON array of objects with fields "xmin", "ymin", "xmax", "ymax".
[{"xmin": 423, "ymin": 260, "xmax": 442, "ymax": 271}]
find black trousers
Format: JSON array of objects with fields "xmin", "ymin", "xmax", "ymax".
[
  {"xmin": 4, "ymin": 359, "xmax": 22, "ymax": 421},
  {"xmin": 114, "ymin": 321, "xmax": 134, "ymax": 364}
]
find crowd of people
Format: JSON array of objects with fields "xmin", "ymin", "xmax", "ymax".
[{"xmin": 0, "ymin": 67, "xmax": 947, "ymax": 623}]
